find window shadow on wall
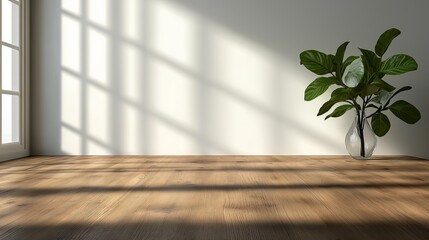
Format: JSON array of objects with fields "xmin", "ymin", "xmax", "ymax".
[{"xmin": 33, "ymin": 0, "xmax": 429, "ymax": 156}]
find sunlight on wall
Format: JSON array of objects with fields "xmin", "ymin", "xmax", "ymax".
[
  {"xmin": 61, "ymin": 127, "xmax": 82, "ymax": 154},
  {"xmin": 61, "ymin": 0, "xmax": 80, "ymax": 15},
  {"xmin": 61, "ymin": 0, "xmax": 113, "ymax": 154},
  {"xmin": 122, "ymin": 104, "xmax": 140, "ymax": 154},
  {"xmin": 61, "ymin": 14, "xmax": 81, "ymax": 72},
  {"xmin": 61, "ymin": 0, "xmax": 82, "ymax": 154},
  {"xmin": 278, "ymin": 67, "xmax": 347, "ymax": 153},
  {"xmin": 207, "ymin": 24, "xmax": 275, "ymax": 152},
  {"xmin": 149, "ymin": 118, "xmax": 199, "ymax": 154},
  {"xmin": 121, "ymin": 0, "xmax": 140, "ymax": 41},
  {"xmin": 87, "ymin": 85, "xmax": 110, "ymax": 152},
  {"xmin": 60, "ymin": 83, "xmax": 82, "ymax": 154},
  {"xmin": 87, "ymin": 28, "xmax": 109, "ymax": 87},
  {"xmin": 147, "ymin": 59, "xmax": 199, "ymax": 153},
  {"xmin": 57, "ymin": 0, "xmax": 347, "ymax": 155},
  {"xmin": 61, "ymin": 71, "xmax": 81, "ymax": 129},
  {"xmin": 87, "ymin": 0, "xmax": 109, "ymax": 28},
  {"xmin": 150, "ymin": 0, "xmax": 198, "ymax": 71},
  {"xmin": 209, "ymin": 26, "xmax": 274, "ymax": 107},
  {"xmin": 121, "ymin": 44, "xmax": 141, "ymax": 102},
  {"xmin": 149, "ymin": 59, "xmax": 198, "ymax": 129},
  {"xmin": 33, "ymin": 0, "xmax": 429, "ymax": 157}
]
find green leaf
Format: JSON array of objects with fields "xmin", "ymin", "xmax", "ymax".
[
  {"xmin": 375, "ymin": 28, "xmax": 401, "ymax": 57},
  {"xmin": 300, "ymin": 50, "xmax": 334, "ymax": 75},
  {"xmin": 388, "ymin": 100, "xmax": 421, "ymax": 124},
  {"xmin": 395, "ymin": 86, "xmax": 412, "ymax": 93},
  {"xmin": 318, "ymin": 92, "xmax": 351, "ymax": 116},
  {"xmin": 381, "ymin": 54, "xmax": 418, "ymax": 75},
  {"xmin": 377, "ymin": 72, "xmax": 386, "ymax": 79},
  {"xmin": 335, "ymin": 42, "xmax": 349, "ymax": 65},
  {"xmin": 342, "ymin": 56, "xmax": 359, "ymax": 67},
  {"xmin": 304, "ymin": 77, "xmax": 336, "ymax": 101},
  {"xmin": 331, "ymin": 87, "xmax": 351, "ymax": 98},
  {"xmin": 360, "ymin": 84, "xmax": 380, "ymax": 97},
  {"xmin": 341, "ymin": 56, "xmax": 359, "ymax": 77},
  {"xmin": 371, "ymin": 112, "xmax": 391, "ymax": 137},
  {"xmin": 359, "ymin": 48, "xmax": 381, "ymax": 77},
  {"xmin": 325, "ymin": 105, "xmax": 354, "ymax": 120},
  {"xmin": 343, "ymin": 57, "xmax": 364, "ymax": 87},
  {"xmin": 390, "ymin": 86, "xmax": 412, "ymax": 99},
  {"xmin": 372, "ymin": 86, "xmax": 411, "ymax": 107},
  {"xmin": 371, "ymin": 90, "xmax": 391, "ymax": 105},
  {"xmin": 372, "ymin": 78, "xmax": 395, "ymax": 92},
  {"xmin": 318, "ymin": 100, "xmax": 337, "ymax": 116},
  {"xmin": 382, "ymin": 86, "xmax": 412, "ymax": 106}
]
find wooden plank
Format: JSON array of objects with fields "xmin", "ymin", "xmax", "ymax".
[{"xmin": 0, "ymin": 156, "xmax": 428, "ymax": 239}]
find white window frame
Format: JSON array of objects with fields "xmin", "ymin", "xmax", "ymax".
[{"xmin": 0, "ymin": 0, "xmax": 29, "ymax": 162}]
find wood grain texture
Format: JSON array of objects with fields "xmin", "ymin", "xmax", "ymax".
[{"xmin": 0, "ymin": 155, "xmax": 429, "ymax": 239}]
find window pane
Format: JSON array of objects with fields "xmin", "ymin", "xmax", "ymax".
[
  {"xmin": 2, "ymin": 94, "xmax": 19, "ymax": 143},
  {"xmin": 2, "ymin": 0, "xmax": 20, "ymax": 46},
  {"xmin": 2, "ymin": 46, "xmax": 20, "ymax": 91}
]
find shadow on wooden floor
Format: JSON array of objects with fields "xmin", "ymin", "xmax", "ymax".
[{"xmin": 2, "ymin": 220, "xmax": 429, "ymax": 240}]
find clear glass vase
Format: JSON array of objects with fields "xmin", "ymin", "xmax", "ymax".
[{"xmin": 345, "ymin": 110, "xmax": 377, "ymax": 160}]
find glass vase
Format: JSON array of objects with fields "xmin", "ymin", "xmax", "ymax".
[{"xmin": 345, "ymin": 110, "xmax": 377, "ymax": 160}]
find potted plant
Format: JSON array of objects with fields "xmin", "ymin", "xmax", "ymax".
[{"xmin": 299, "ymin": 28, "xmax": 421, "ymax": 159}]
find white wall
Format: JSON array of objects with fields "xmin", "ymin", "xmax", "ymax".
[{"xmin": 31, "ymin": 0, "xmax": 429, "ymax": 158}]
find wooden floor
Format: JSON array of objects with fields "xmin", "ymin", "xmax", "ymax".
[{"xmin": 1, "ymin": 156, "xmax": 429, "ymax": 239}]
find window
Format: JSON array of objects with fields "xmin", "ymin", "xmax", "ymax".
[{"xmin": 0, "ymin": 0, "xmax": 29, "ymax": 161}]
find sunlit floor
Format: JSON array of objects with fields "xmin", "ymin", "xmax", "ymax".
[{"xmin": 0, "ymin": 156, "xmax": 429, "ymax": 239}]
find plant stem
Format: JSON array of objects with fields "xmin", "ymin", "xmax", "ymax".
[{"xmin": 356, "ymin": 109, "xmax": 366, "ymax": 158}]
